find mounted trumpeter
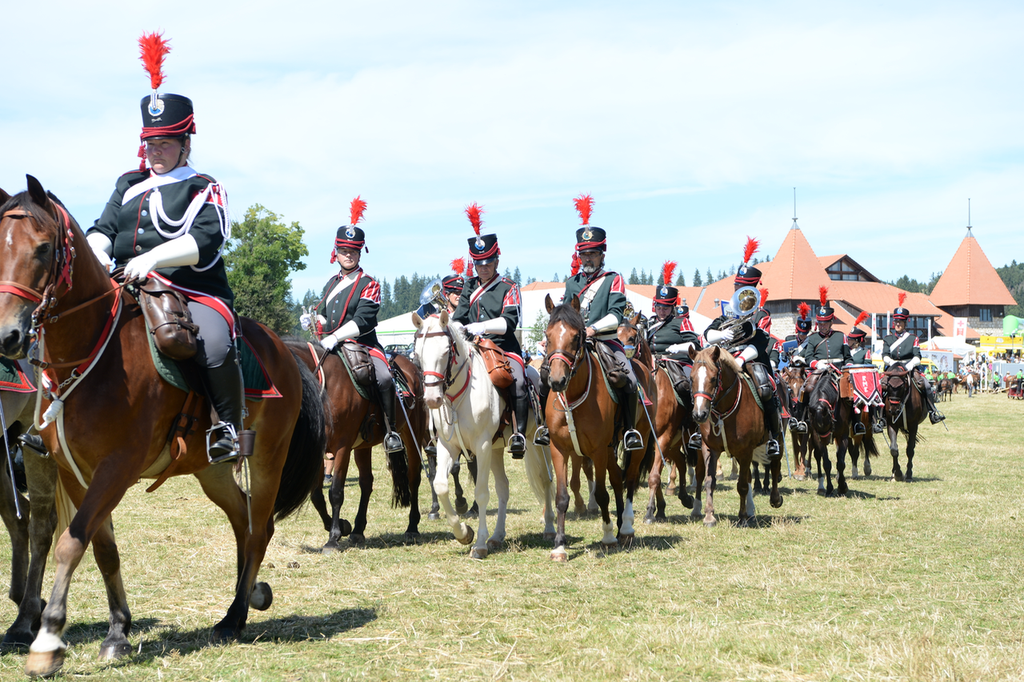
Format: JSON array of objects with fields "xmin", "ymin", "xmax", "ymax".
[
  {"xmin": 302, "ymin": 197, "xmax": 405, "ymax": 455},
  {"xmin": 701, "ymin": 237, "xmax": 784, "ymax": 461},
  {"xmin": 451, "ymin": 204, "xmax": 532, "ymax": 458},
  {"xmin": 416, "ymin": 258, "xmax": 466, "ymax": 319},
  {"xmin": 881, "ymin": 293, "xmax": 944, "ymax": 425}
]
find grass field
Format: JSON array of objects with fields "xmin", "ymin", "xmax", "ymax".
[{"xmin": 0, "ymin": 391, "xmax": 1022, "ymax": 680}]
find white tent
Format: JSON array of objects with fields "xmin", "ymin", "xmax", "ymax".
[{"xmin": 376, "ymin": 312, "xmax": 417, "ymax": 347}]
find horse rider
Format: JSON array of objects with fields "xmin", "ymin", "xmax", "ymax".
[
  {"xmin": 647, "ymin": 262, "xmax": 701, "ymax": 451},
  {"xmin": 702, "ymin": 237, "xmax": 783, "ymax": 461},
  {"xmin": 416, "ymin": 258, "xmax": 465, "ymax": 319},
  {"xmin": 881, "ymin": 295, "xmax": 945, "ymax": 424},
  {"xmin": 301, "ymin": 197, "xmax": 404, "ymax": 454},
  {"xmin": 86, "ymin": 41, "xmax": 243, "ymax": 462},
  {"xmin": 451, "ymin": 204, "xmax": 531, "ymax": 459},
  {"xmin": 846, "ymin": 313, "xmax": 885, "ymax": 434},
  {"xmin": 790, "ymin": 289, "xmax": 853, "ymax": 424}
]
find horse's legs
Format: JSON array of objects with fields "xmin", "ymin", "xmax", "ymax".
[
  {"xmin": 485, "ymin": 444, "xmax": 510, "ymax": 552},
  {"xmin": 702, "ymin": 446, "xmax": 718, "ymax": 527},
  {"xmin": 665, "ymin": 459, "xmax": 678, "ymax": 497},
  {"xmin": 549, "ymin": 442, "xmax": 571, "ymax": 562},
  {"xmin": 568, "ymin": 452, "xmax": 586, "ymax": 514},
  {"xmin": 4, "ymin": 450, "xmax": 58, "ymax": 647},
  {"xmin": 905, "ymin": 423, "xmax": 916, "ymax": 482},
  {"xmin": 431, "ymin": 440, "xmax": 473, "ymax": 545},
  {"xmin": 425, "ymin": 445, "xmax": 441, "ymax": 519},
  {"xmin": 769, "ymin": 454, "xmax": 783, "ymax": 509},
  {"xmin": 888, "ymin": 424, "xmax": 903, "ymax": 481},
  {"xmin": 791, "ymin": 431, "xmax": 807, "ymax": 480},
  {"xmin": 737, "ymin": 459, "xmax": 754, "ymax": 527},
  {"xmin": 820, "ymin": 441, "xmax": 835, "ymax": 497},
  {"xmin": 836, "ymin": 436, "xmax": 849, "ymax": 497},
  {"xmin": 0, "ymin": 453, "xmax": 29, "ymax": 612},
  {"xmin": 522, "ymin": 441, "xmax": 555, "ymax": 540},
  {"xmin": 403, "ymin": 432, "xmax": 423, "ymax": 539},
  {"xmin": 323, "ymin": 445, "xmax": 354, "ymax": 552},
  {"xmin": 592, "ymin": 452, "xmax": 617, "ymax": 550},
  {"xmin": 690, "ymin": 442, "xmax": 705, "ymax": 521},
  {"xmin": 464, "ymin": 457, "xmax": 479, "ymax": 518},
  {"xmin": 91, "ymin": 518, "xmax": 132, "ymax": 660},
  {"xmin": 451, "ymin": 457, "xmax": 469, "ymax": 516},
  {"xmin": 644, "ymin": 434, "xmax": 666, "ymax": 524},
  {"xmin": 349, "ymin": 447, "xmax": 373, "ymax": 543}
]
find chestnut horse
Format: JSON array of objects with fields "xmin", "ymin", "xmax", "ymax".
[
  {"xmin": 616, "ymin": 315, "xmax": 695, "ymax": 523},
  {"xmin": 880, "ymin": 365, "xmax": 925, "ymax": 481},
  {"xmin": 688, "ymin": 345, "xmax": 782, "ymax": 526},
  {"xmin": 542, "ymin": 295, "xmax": 654, "ymax": 561},
  {"xmin": 0, "ymin": 177, "xmax": 325, "ymax": 677},
  {"xmin": 0, "ymin": 377, "xmax": 60, "ymax": 647},
  {"xmin": 780, "ymin": 366, "xmax": 811, "ymax": 481},
  {"xmin": 288, "ymin": 339, "xmax": 427, "ymax": 551}
]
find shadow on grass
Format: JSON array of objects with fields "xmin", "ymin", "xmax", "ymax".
[{"xmin": 100, "ymin": 608, "xmax": 377, "ymax": 667}]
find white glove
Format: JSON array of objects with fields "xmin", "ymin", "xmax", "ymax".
[
  {"xmin": 706, "ymin": 328, "xmax": 734, "ymax": 345},
  {"xmin": 904, "ymin": 356, "xmax": 921, "ymax": 370},
  {"xmin": 320, "ymin": 334, "xmax": 339, "ymax": 351},
  {"xmin": 124, "ymin": 235, "xmax": 200, "ymax": 283},
  {"xmin": 666, "ymin": 342, "xmax": 694, "ymax": 354},
  {"xmin": 86, "ymin": 232, "xmax": 114, "ymax": 273},
  {"xmin": 300, "ymin": 313, "xmax": 313, "ymax": 330},
  {"xmin": 464, "ymin": 322, "xmax": 487, "ymax": 336},
  {"xmin": 736, "ymin": 344, "xmax": 758, "ymax": 367}
]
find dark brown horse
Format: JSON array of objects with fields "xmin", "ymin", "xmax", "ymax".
[
  {"xmin": 616, "ymin": 314, "xmax": 696, "ymax": 523},
  {"xmin": 688, "ymin": 345, "xmax": 782, "ymax": 526},
  {"xmin": 542, "ymin": 295, "xmax": 654, "ymax": 561},
  {"xmin": 803, "ymin": 366, "xmax": 854, "ymax": 496},
  {"xmin": 0, "ymin": 177, "xmax": 325, "ymax": 677},
  {"xmin": 0, "ymin": 379, "xmax": 60, "ymax": 647},
  {"xmin": 780, "ymin": 366, "xmax": 811, "ymax": 481},
  {"xmin": 880, "ymin": 365, "xmax": 925, "ymax": 481},
  {"xmin": 288, "ymin": 339, "xmax": 427, "ymax": 551}
]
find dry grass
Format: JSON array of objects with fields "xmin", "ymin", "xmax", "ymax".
[{"xmin": 0, "ymin": 392, "xmax": 1023, "ymax": 680}]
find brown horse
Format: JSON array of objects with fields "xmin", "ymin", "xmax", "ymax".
[
  {"xmin": 0, "ymin": 177, "xmax": 325, "ymax": 677},
  {"xmin": 880, "ymin": 365, "xmax": 925, "ymax": 481},
  {"xmin": 803, "ymin": 366, "xmax": 855, "ymax": 496},
  {"xmin": 688, "ymin": 345, "xmax": 782, "ymax": 526},
  {"xmin": 542, "ymin": 295, "xmax": 654, "ymax": 561},
  {"xmin": 616, "ymin": 314, "xmax": 696, "ymax": 523},
  {"xmin": 780, "ymin": 366, "xmax": 811, "ymax": 481},
  {"xmin": 0, "ymin": 377, "xmax": 60, "ymax": 647},
  {"xmin": 287, "ymin": 339, "xmax": 427, "ymax": 551}
]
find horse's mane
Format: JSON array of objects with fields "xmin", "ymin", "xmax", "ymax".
[
  {"xmin": 548, "ymin": 302, "xmax": 584, "ymax": 331},
  {"xmin": 716, "ymin": 347, "xmax": 743, "ymax": 375},
  {"xmin": 0, "ymin": 189, "xmax": 78, "ymax": 231}
]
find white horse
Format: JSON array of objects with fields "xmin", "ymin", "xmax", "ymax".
[{"xmin": 412, "ymin": 311, "xmax": 554, "ymax": 559}]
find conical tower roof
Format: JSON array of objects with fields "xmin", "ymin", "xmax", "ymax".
[
  {"xmin": 760, "ymin": 223, "xmax": 833, "ymax": 302},
  {"xmin": 930, "ymin": 231, "xmax": 1016, "ymax": 307}
]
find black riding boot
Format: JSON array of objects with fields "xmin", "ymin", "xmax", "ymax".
[
  {"xmin": 687, "ymin": 430, "xmax": 702, "ymax": 453},
  {"xmin": 619, "ymin": 388, "xmax": 644, "ymax": 451},
  {"xmin": 926, "ymin": 388, "xmax": 945, "ymax": 424},
  {"xmin": 853, "ymin": 409, "xmax": 867, "ymax": 436},
  {"xmin": 791, "ymin": 399, "xmax": 808, "ymax": 433},
  {"xmin": 508, "ymin": 389, "xmax": 530, "ymax": 459},
  {"xmin": 533, "ymin": 382, "xmax": 550, "ymax": 446},
  {"xmin": 379, "ymin": 384, "xmax": 405, "ymax": 453},
  {"xmin": 870, "ymin": 405, "xmax": 885, "ymax": 433},
  {"xmin": 203, "ymin": 347, "xmax": 245, "ymax": 463},
  {"xmin": 765, "ymin": 396, "xmax": 782, "ymax": 461}
]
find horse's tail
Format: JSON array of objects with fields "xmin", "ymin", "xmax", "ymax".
[
  {"xmin": 274, "ymin": 354, "xmax": 328, "ymax": 522},
  {"xmin": 387, "ymin": 446, "xmax": 412, "ymax": 509},
  {"xmin": 863, "ymin": 427, "xmax": 879, "ymax": 458}
]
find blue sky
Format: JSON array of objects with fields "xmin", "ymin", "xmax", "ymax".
[{"xmin": 2, "ymin": 1, "xmax": 1022, "ymax": 299}]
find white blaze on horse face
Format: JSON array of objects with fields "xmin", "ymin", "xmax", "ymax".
[
  {"xmin": 548, "ymin": 324, "xmax": 576, "ymax": 386},
  {"xmin": 693, "ymin": 365, "xmax": 708, "ymax": 411}
]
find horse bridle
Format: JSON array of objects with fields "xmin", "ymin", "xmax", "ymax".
[
  {"xmin": 415, "ymin": 326, "xmax": 470, "ymax": 400},
  {"xmin": 542, "ymin": 324, "xmax": 585, "ymax": 383},
  {"xmin": 692, "ymin": 355, "xmax": 741, "ymax": 419}
]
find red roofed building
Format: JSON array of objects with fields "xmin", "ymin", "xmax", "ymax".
[{"xmin": 928, "ymin": 228, "xmax": 1016, "ymax": 335}]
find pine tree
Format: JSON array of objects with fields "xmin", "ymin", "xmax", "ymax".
[
  {"xmin": 675, "ymin": 271, "xmax": 686, "ymax": 286},
  {"xmin": 693, "ymin": 269, "xmax": 702, "ymax": 287},
  {"xmin": 706, "ymin": 268, "xmax": 714, "ymax": 285},
  {"xmin": 629, "ymin": 268, "xmax": 639, "ymax": 285}
]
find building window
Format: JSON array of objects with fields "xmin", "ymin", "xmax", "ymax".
[{"xmin": 980, "ymin": 308, "xmax": 992, "ymax": 322}]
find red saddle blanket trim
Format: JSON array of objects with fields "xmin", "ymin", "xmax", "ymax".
[
  {"xmin": 0, "ymin": 360, "xmax": 34, "ymax": 394},
  {"xmin": 846, "ymin": 366, "xmax": 882, "ymax": 407}
]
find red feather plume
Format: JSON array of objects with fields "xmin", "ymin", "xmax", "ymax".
[
  {"xmin": 570, "ymin": 252, "xmax": 582, "ymax": 277},
  {"xmin": 759, "ymin": 288, "xmax": 769, "ymax": 304},
  {"xmin": 898, "ymin": 291, "xmax": 907, "ymax": 307},
  {"xmin": 819, "ymin": 286, "xmax": 829, "ymax": 306},
  {"xmin": 574, "ymin": 194, "xmax": 594, "ymax": 226},
  {"xmin": 798, "ymin": 302, "xmax": 811, "ymax": 320},
  {"xmin": 466, "ymin": 263, "xmax": 474, "ymax": 279},
  {"xmin": 465, "ymin": 203, "xmax": 484, "ymax": 236},
  {"xmin": 854, "ymin": 311, "xmax": 869, "ymax": 327},
  {"xmin": 139, "ymin": 32, "xmax": 171, "ymax": 90},
  {"xmin": 661, "ymin": 261, "xmax": 677, "ymax": 287},
  {"xmin": 349, "ymin": 196, "xmax": 367, "ymax": 225},
  {"xmin": 742, "ymin": 236, "xmax": 760, "ymax": 264},
  {"xmin": 450, "ymin": 258, "xmax": 465, "ymax": 277}
]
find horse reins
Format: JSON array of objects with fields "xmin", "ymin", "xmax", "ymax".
[
  {"xmin": 693, "ymin": 357, "xmax": 742, "ymax": 421},
  {"xmin": 416, "ymin": 327, "xmax": 471, "ymax": 403}
]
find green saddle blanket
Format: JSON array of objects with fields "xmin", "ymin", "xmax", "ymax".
[
  {"xmin": 147, "ymin": 332, "xmax": 280, "ymax": 400},
  {"xmin": 0, "ymin": 357, "xmax": 34, "ymax": 393}
]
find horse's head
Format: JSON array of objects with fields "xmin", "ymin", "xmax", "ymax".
[
  {"xmin": 881, "ymin": 365, "xmax": 910, "ymax": 416},
  {"xmin": 689, "ymin": 345, "xmax": 735, "ymax": 424},
  {"xmin": 781, "ymin": 366, "xmax": 806, "ymax": 410},
  {"xmin": 412, "ymin": 309, "xmax": 463, "ymax": 409},
  {"xmin": 617, "ymin": 311, "xmax": 651, "ymax": 368},
  {"xmin": 805, "ymin": 366, "xmax": 840, "ymax": 441},
  {"xmin": 542, "ymin": 293, "xmax": 585, "ymax": 393},
  {"xmin": 0, "ymin": 176, "xmax": 80, "ymax": 359}
]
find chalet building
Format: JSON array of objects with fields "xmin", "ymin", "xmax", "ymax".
[{"xmin": 928, "ymin": 227, "xmax": 1016, "ymax": 336}]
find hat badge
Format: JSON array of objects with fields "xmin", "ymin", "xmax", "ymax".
[
  {"xmin": 660, "ymin": 286, "xmax": 668, "ymax": 296},
  {"xmin": 345, "ymin": 226, "xmax": 356, "ymax": 239},
  {"xmin": 148, "ymin": 96, "xmax": 165, "ymax": 116},
  {"xmin": 581, "ymin": 229, "xmax": 593, "ymax": 241},
  {"xmin": 474, "ymin": 237, "xmax": 484, "ymax": 250}
]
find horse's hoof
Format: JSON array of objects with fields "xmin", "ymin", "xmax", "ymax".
[
  {"xmin": 250, "ymin": 582, "xmax": 273, "ymax": 611},
  {"xmin": 544, "ymin": 532, "xmax": 556, "ymax": 541},
  {"xmin": 770, "ymin": 495, "xmax": 783, "ymax": 509},
  {"xmin": 892, "ymin": 472, "xmax": 904, "ymax": 482},
  {"xmin": 486, "ymin": 538, "xmax": 503, "ymax": 551},
  {"xmin": 2, "ymin": 628, "xmax": 33, "ymax": 649},
  {"xmin": 666, "ymin": 485, "xmax": 677, "ymax": 497},
  {"xmin": 455, "ymin": 499, "xmax": 469, "ymax": 515},
  {"xmin": 25, "ymin": 648, "xmax": 65, "ymax": 678},
  {"xmin": 864, "ymin": 461, "xmax": 872, "ymax": 476},
  {"xmin": 703, "ymin": 517, "xmax": 717, "ymax": 527},
  {"xmin": 349, "ymin": 533, "xmax": 366, "ymax": 545},
  {"xmin": 321, "ymin": 539, "xmax": 341, "ymax": 555},
  {"xmin": 794, "ymin": 474, "xmax": 806, "ymax": 481},
  {"xmin": 643, "ymin": 514, "xmax": 655, "ymax": 525},
  {"xmin": 617, "ymin": 534, "xmax": 634, "ymax": 548},
  {"xmin": 210, "ymin": 627, "xmax": 241, "ymax": 643},
  {"xmin": 838, "ymin": 484, "xmax": 849, "ymax": 496},
  {"xmin": 427, "ymin": 512, "xmax": 440, "ymax": 521},
  {"xmin": 574, "ymin": 504, "xmax": 588, "ymax": 515},
  {"xmin": 550, "ymin": 549, "xmax": 568, "ymax": 562},
  {"xmin": 98, "ymin": 637, "xmax": 132, "ymax": 660},
  {"xmin": 601, "ymin": 540, "xmax": 619, "ymax": 553},
  {"xmin": 905, "ymin": 473, "xmax": 913, "ymax": 483},
  {"xmin": 339, "ymin": 519, "xmax": 352, "ymax": 537},
  {"xmin": 457, "ymin": 526, "xmax": 475, "ymax": 546},
  {"xmin": 680, "ymin": 492, "xmax": 694, "ymax": 510},
  {"xmin": 405, "ymin": 531, "xmax": 422, "ymax": 544},
  {"xmin": 469, "ymin": 547, "xmax": 488, "ymax": 559}
]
